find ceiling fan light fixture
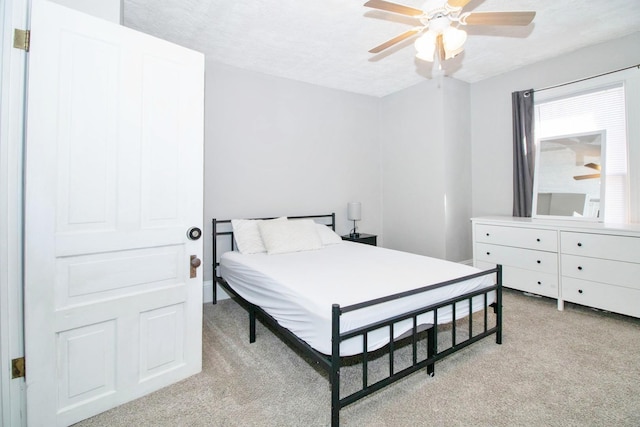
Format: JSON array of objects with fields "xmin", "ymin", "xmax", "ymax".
[
  {"xmin": 414, "ymin": 31, "xmax": 437, "ymax": 61},
  {"xmin": 365, "ymin": 0, "xmax": 536, "ymax": 64},
  {"xmin": 444, "ymin": 44, "xmax": 464, "ymax": 59},
  {"xmin": 442, "ymin": 26, "xmax": 467, "ymax": 53},
  {"xmin": 416, "ymin": 49, "xmax": 435, "ymax": 62}
]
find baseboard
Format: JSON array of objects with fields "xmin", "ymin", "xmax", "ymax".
[{"xmin": 203, "ymin": 279, "xmax": 230, "ymax": 304}]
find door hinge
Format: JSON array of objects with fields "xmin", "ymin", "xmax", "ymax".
[
  {"xmin": 12, "ymin": 357, "xmax": 25, "ymax": 379},
  {"xmin": 13, "ymin": 29, "xmax": 30, "ymax": 52}
]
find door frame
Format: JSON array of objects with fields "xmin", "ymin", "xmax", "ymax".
[{"xmin": 1, "ymin": 0, "xmax": 28, "ymax": 425}]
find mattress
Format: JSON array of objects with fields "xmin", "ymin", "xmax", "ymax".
[{"xmin": 220, "ymin": 241, "xmax": 496, "ymax": 356}]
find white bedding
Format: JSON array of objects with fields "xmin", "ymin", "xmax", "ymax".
[{"xmin": 220, "ymin": 241, "xmax": 496, "ymax": 356}]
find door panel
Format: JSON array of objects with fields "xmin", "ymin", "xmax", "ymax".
[
  {"xmin": 139, "ymin": 304, "xmax": 185, "ymax": 380},
  {"xmin": 24, "ymin": 1, "xmax": 204, "ymax": 425},
  {"xmin": 57, "ymin": 321, "xmax": 117, "ymax": 410},
  {"xmin": 57, "ymin": 31, "xmax": 119, "ymax": 231},
  {"xmin": 55, "ymin": 246, "xmax": 182, "ymax": 307}
]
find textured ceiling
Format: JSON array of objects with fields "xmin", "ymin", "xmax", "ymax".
[{"xmin": 123, "ymin": 0, "xmax": 640, "ymax": 97}]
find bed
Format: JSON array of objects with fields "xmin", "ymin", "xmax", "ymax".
[{"xmin": 212, "ymin": 213, "xmax": 502, "ymax": 426}]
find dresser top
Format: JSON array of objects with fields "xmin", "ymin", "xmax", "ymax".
[{"xmin": 471, "ymin": 216, "xmax": 640, "ymax": 235}]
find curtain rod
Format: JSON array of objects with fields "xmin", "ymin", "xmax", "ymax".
[{"xmin": 534, "ymin": 63, "xmax": 640, "ymax": 93}]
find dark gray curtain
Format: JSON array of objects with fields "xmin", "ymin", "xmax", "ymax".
[{"xmin": 512, "ymin": 89, "xmax": 535, "ymax": 217}]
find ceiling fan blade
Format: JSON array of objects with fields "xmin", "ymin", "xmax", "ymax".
[
  {"xmin": 573, "ymin": 173, "xmax": 601, "ymax": 181},
  {"xmin": 364, "ymin": 0, "xmax": 424, "ymax": 17},
  {"xmin": 461, "ymin": 11, "xmax": 536, "ymax": 26},
  {"xmin": 369, "ymin": 28, "xmax": 421, "ymax": 53},
  {"xmin": 446, "ymin": 0, "xmax": 473, "ymax": 9}
]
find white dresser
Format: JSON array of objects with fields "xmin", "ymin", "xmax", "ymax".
[{"xmin": 472, "ymin": 216, "xmax": 640, "ymax": 318}]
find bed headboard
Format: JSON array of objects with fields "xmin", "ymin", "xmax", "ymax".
[{"xmin": 211, "ymin": 213, "xmax": 336, "ymax": 294}]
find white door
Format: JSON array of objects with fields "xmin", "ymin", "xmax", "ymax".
[{"xmin": 24, "ymin": 1, "xmax": 204, "ymax": 425}]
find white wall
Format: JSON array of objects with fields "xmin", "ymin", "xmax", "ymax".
[
  {"xmin": 203, "ymin": 61, "xmax": 382, "ymax": 281},
  {"xmin": 203, "ymin": 59, "xmax": 479, "ymax": 271},
  {"xmin": 380, "ymin": 76, "xmax": 473, "ymax": 262},
  {"xmin": 380, "ymin": 78, "xmax": 446, "ymax": 258},
  {"xmin": 442, "ymin": 77, "xmax": 472, "ymax": 261},
  {"xmin": 470, "ymin": 31, "xmax": 640, "ymax": 219}
]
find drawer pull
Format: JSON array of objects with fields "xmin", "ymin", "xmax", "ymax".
[
  {"xmin": 577, "ymin": 242, "xmax": 582, "ymax": 247},
  {"xmin": 578, "ymin": 266, "xmax": 583, "ymax": 271},
  {"xmin": 536, "ymin": 260, "xmax": 541, "ymax": 264},
  {"xmin": 536, "ymin": 238, "xmax": 541, "ymax": 242},
  {"xmin": 486, "ymin": 252, "xmax": 491, "ymax": 255},
  {"xmin": 486, "ymin": 233, "xmax": 490, "ymax": 237},
  {"xmin": 537, "ymin": 281, "xmax": 541, "ymax": 285},
  {"xmin": 578, "ymin": 289, "xmax": 583, "ymax": 294}
]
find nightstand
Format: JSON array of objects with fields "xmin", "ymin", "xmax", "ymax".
[{"xmin": 341, "ymin": 233, "xmax": 377, "ymax": 246}]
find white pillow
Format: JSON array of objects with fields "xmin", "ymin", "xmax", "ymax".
[
  {"xmin": 315, "ymin": 223, "xmax": 343, "ymax": 245},
  {"xmin": 258, "ymin": 219, "xmax": 323, "ymax": 255},
  {"xmin": 231, "ymin": 217, "xmax": 286, "ymax": 254}
]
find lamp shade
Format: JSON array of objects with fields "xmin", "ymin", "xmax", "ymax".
[
  {"xmin": 414, "ymin": 31, "xmax": 436, "ymax": 62},
  {"xmin": 347, "ymin": 202, "xmax": 362, "ymax": 221},
  {"xmin": 442, "ymin": 26, "xmax": 467, "ymax": 58}
]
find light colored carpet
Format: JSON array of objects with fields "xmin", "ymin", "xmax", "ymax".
[{"xmin": 76, "ymin": 289, "xmax": 640, "ymax": 426}]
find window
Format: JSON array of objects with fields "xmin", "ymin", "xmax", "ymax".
[{"xmin": 535, "ymin": 83, "xmax": 628, "ymax": 223}]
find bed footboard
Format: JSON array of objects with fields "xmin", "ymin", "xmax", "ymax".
[{"xmin": 329, "ymin": 265, "xmax": 502, "ymax": 426}]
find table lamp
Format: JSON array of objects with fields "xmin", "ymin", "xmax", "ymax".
[{"xmin": 348, "ymin": 202, "xmax": 361, "ymax": 238}]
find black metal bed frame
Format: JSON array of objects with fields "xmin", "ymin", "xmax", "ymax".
[{"xmin": 212, "ymin": 213, "xmax": 502, "ymax": 427}]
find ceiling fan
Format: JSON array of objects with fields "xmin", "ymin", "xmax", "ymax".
[{"xmin": 364, "ymin": 0, "xmax": 536, "ymax": 62}]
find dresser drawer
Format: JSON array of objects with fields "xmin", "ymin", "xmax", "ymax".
[
  {"xmin": 562, "ymin": 277, "xmax": 640, "ymax": 318},
  {"xmin": 561, "ymin": 254, "xmax": 640, "ymax": 290},
  {"xmin": 477, "ymin": 261, "xmax": 558, "ymax": 298},
  {"xmin": 503, "ymin": 265, "xmax": 558, "ymax": 298},
  {"xmin": 561, "ymin": 231, "xmax": 640, "ymax": 263},
  {"xmin": 475, "ymin": 224, "xmax": 557, "ymax": 252},
  {"xmin": 476, "ymin": 243, "xmax": 557, "ymax": 274}
]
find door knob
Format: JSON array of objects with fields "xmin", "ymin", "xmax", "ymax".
[
  {"xmin": 190, "ymin": 255, "xmax": 201, "ymax": 278},
  {"xmin": 187, "ymin": 227, "xmax": 202, "ymax": 241}
]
